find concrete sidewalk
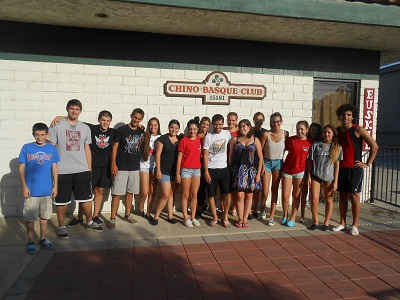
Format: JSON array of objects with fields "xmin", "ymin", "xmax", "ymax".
[{"xmin": 1, "ymin": 201, "xmax": 399, "ymax": 299}]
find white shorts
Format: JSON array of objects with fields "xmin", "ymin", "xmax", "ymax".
[
  {"xmin": 23, "ymin": 196, "xmax": 52, "ymax": 222},
  {"xmin": 112, "ymin": 170, "xmax": 140, "ymax": 195}
]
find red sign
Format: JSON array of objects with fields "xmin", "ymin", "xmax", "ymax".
[
  {"xmin": 164, "ymin": 71, "xmax": 266, "ymax": 105},
  {"xmin": 362, "ymin": 88, "xmax": 375, "ymax": 151}
]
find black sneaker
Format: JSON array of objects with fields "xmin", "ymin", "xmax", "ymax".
[
  {"xmin": 86, "ymin": 222, "xmax": 104, "ymax": 232},
  {"xmin": 252, "ymin": 211, "xmax": 259, "ymax": 219},
  {"xmin": 309, "ymin": 224, "xmax": 318, "ymax": 231},
  {"xmin": 151, "ymin": 219, "xmax": 159, "ymax": 226},
  {"xmin": 92, "ymin": 216, "xmax": 104, "ymax": 225},
  {"xmin": 167, "ymin": 218, "xmax": 177, "ymax": 224},
  {"xmin": 66, "ymin": 218, "xmax": 83, "ymax": 228},
  {"xmin": 322, "ymin": 225, "xmax": 330, "ymax": 231},
  {"xmin": 248, "ymin": 214, "xmax": 254, "ymax": 220},
  {"xmin": 195, "ymin": 211, "xmax": 202, "ymax": 220},
  {"xmin": 57, "ymin": 227, "xmax": 69, "ymax": 239}
]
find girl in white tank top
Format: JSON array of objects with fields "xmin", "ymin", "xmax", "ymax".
[{"xmin": 258, "ymin": 113, "xmax": 289, "ymax": 226}]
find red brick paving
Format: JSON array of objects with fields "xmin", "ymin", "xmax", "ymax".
[{"xmin": 22, "ymin": 229, "xmax": 400, "ymax": 299}]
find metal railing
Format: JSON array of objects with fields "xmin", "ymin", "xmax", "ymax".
[{"xmin": 371, "ymin": 146, "xmax": 400, "ymax": 207}]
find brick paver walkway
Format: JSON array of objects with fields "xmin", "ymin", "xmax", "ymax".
[{"xmin": 7, "ymin": 229, "xmax": 400, "ymax": 300}]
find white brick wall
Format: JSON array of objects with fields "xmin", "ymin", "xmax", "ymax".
[{"xmin": 0, "ymin": 59, "xmax": 379, "ymax": 216}]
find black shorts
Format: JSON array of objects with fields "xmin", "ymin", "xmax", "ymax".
[
  {"xmin": 55, "ymin": 171, "xmax": 93, "ymax": 205},
  {"xmin": 337, "ymin": 168, "xmax": 363, "ymax": 193},
  {"xmin": 197, "ymin": 175, "xmax": 208, "ymax": 206},
  {"xmin": 206, "ymin": 167, "xmax": 231, "ymax": 197},
  {"xmin": 92, "ymin": 166, "xmax": 111, "ymax": 188}
]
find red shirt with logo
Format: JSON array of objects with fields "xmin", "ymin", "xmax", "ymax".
[
  {"xmin": 178, "ymin": 136, "xmax": 202, "ymax": 169},
  {"xmin": 283, "ymin": 136, "xmax": 312, "ymax": 175}
]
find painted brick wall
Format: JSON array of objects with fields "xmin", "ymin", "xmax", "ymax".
[{"xmin": 0, "ymin": 21, "xmax": 380, "ymax": 217}]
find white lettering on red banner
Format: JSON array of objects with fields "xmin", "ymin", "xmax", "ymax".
[
  {"xmin": 164, "ymin": 71, "xmax": 266, "ymax": 105},
  {"xmin": 363, "ymin": 88, "xmax": 375, "ymax": 151}
]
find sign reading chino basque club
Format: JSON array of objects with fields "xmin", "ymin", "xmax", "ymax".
[{"xmin": 164, "ymin": 71, "xmax": 266, "ymax": 105}]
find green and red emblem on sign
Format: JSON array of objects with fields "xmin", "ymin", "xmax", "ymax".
[{"xmin": 164, "ymin": 71, "xmax": 266, "ymax": 105}]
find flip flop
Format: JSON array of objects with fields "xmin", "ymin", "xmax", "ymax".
[
  {"xmin": 209, "ymin": 220, "xmax": 217, "ymax": 227},
  {"xmin": 223, "ymin": 220, "xmax": 231, "ymax": 228},
  {"xmin": 242, "ymin": 223, "xmax": 249, "ymax": 228}
]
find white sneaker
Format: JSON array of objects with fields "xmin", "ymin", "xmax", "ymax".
[
  {"xmin": 332, "ymin": 224, "xmax": 345, "ymax": 232},
  {"xmin": 267, "ymin": 218, "xmax": 275, "ymax": 226},
  {"xmin": 350, "ymin": 226, "xmax": 359, "ymax": 236},
  {"xmin": 184, "ymin": 219, "xmax": 193, "ymax": 227},
  {"xmin": 191, "ymin": 218, "xmax": 200, "ymax": 227},
  {"xmin": 261, "ymin": 210, "xmax": 266, "ymax": 220}
]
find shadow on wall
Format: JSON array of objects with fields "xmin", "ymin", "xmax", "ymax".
[{"xmin": 0, "ymin": 158, "xmax": 22, "ymax": 217}]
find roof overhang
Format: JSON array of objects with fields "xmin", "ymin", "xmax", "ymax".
[{"xmin": 0, "ymin": 0, "xmax": 399, "ymax": 65}]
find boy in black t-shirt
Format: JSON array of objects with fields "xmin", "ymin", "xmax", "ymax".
[
  {"xmin": 52, "ymin": 111, "xmax": 116, "ymax": 227},
  {"xmin": 108, "ymin": 108, "xmax": 144, "ymax": 229}
]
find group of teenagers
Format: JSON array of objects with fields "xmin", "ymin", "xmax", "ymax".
[{"xmin": 18, "ymin": 99, "xmax": 379, "ymax": 254}]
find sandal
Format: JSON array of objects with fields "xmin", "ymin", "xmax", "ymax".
[
  {"xmin": 235, "ymin": 221, "xmax": 243, "ymax": 228},
  {"xmin": 209, "ymin": 220, "xmax": 217, "ymax": 227},
  {"xmin": 231, "ymin": 209, "xmax": 237, "ymax": 216},
  {"xmin": 242, "ymin": 223, "xmax": 249, "ymax": 228},
  {"xmin": 223, "ymin": 220, "xmax": 231, "ymax": 228}
]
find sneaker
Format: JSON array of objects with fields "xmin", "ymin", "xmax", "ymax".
[
  {"xmin": 309, "ymin": 224, "xmax": 318, "ymax": 231},
  {"xmin": 192, "ymin": 218, "xmax": 200, "ymax": 227},
  {"xmin": 322, "ymin": 225, "xmax": 330, "ymax": 231},
  {"xmin": 281, "ymin": 218, "xmax": 287, "ymax": 225},
  {"xmin": 267, "ymin": 218, "xmax": 275, "ymax": 226},
  {"xmin": 252, "ymin": 211, "xmax": 259, "ymax": 219},
  {"xmin": 299, "ymin": 218, "xmax": 306, "ymax": 224},
  {"xmin": 92, "ymin": 216, "xmax": 104, "ymax": 225},
  {"xmin": 167, "ymin": 218, "xmax": 177, "ymax": 224},
  {"xmin": 332, "ymin": 224, "xmax": 346, "ymax": 232},
  {"xmin": 151, "ymin": 219, "xmax": 159, "ymax": 226},
  {"xmin": 87, "ymin": 222, "xmax": 104, "ymax": 232},
  {"xmin": 108, "ymin": 218, "xmax": 116, "ymax": 230},
  {"xmin": 123, "ymin": 215, "xmax": 138, "ymax": 224},
  {"xmin": 350, "ymin": 226, "xmax": 359, "ymax": 236},
  {"xmin": 231, "ymin": 209, "xmax": 237, "ymax": 216},
  {"xmin": 26, "ymin": 242, "xmax": 37, "ymax": 254},
  {"xmin": 183, "ymin": 219, "xmax": 193, "ymax": 227},
  {"xmin": 66, "ymin": 218, "xmax": 83, "ymax": 228},
  {"xmin": 287, "ymin": 220, "xmax": 295, "ymax": 227},
  {"xmin": 248, "ymin": 213, "xmax": 254, "ymax": 220},
  {"xmin": 57, "ymin": 227, "xmax": 69, "ymax": 239},
  {"xmin": 195, "ymin": 211, "xmax": 202, "ymax": 220},
  {"xmin": 261, "ymin": 210, "xmax": 267, "ymax": 220},
  {"xmin": 39, "ymin": 239, "xmax": 54, "ymax": 250}
]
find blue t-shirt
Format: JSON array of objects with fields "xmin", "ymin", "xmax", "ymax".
[{"xmin": 18, "ymin": 142, "xmax": 60, "ymax": 197}]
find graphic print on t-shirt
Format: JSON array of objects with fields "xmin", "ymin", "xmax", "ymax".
[
  {"xmin": 66, "ymin": 130, "xmax": 81, "ymax": 151},
  {"xmin": 95, "ymin": 134, "xmax": 110, "ymax": 149},
  {"xmin": 210, "ymin": 139, "xmax": 226, "ymax": 156},
  {"xmin": 125, "ymin": 135, "xmax": 141, "ymax": 154},
  {"xmin": 27, "ymin": 152, "xmax": 53, "ymax": 165}
]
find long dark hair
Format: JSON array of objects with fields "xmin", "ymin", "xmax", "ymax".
[
  {"xmin": 141, "ymin": 117, "xmax": 161, "ymax": 161},
  {"xmin": 238, "ymin": 119, "xmax": 254, "ymax": 139}
]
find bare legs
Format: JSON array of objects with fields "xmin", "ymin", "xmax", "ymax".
[
  {"xmin": 139, "ymin": 172, "xmax": 158, "ymax": 216},
  {"xmin": 153, "ymin": 181, "xmax": 178, "ymax": 221},
  {"xmin": 310, "ymin": 180, "xmax": 334, "ymax": 226},
  {"xmin": 181, "ymin": 177, "xmax": 200, "ymax": 221},
  {"xmin": 338, "ymin": 191, "xmax": 360, "ymax": 227},
  {"xmin": 237, "ymin": 191, "xmax": 253, "ymax": 226},
  {"xmin": 286, "ymin": 177, "xmax": 305, "ymax": 223}
]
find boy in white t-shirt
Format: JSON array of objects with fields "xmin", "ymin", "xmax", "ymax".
[{"xmin": 203, "ymin": 114, "xmax": 232, "ymax": 227}]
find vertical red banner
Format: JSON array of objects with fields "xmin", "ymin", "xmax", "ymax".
[{"xmin": 363, "ymin": 88, "xmax": 375, "ymax": 151}]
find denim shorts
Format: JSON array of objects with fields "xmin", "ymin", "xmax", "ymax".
[
  {"xmin": 181, "ymin": 168, "xmax": 201, "ymax": 179},
  {"xmin": 160, "ymin": 174, "xmax": 176, "ymax": 183},
  {"xmin": 282, "ymin": 171, "xmax": 305, "ymax": 179},
  {"xmin": 140, "ymin": 166, "xmax": 155, "ymax": 173},
  {"xmin": 264, "ymin": 159, "xmax": 283, "ymax": 172}
]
